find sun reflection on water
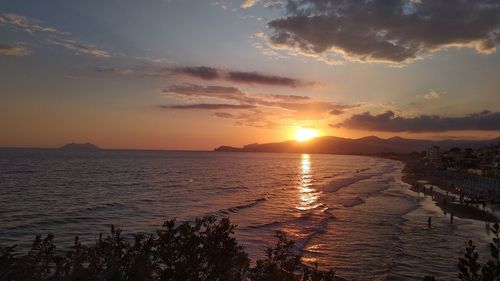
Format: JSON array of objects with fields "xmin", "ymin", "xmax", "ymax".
[{"xmin": 296, "ymin": 154, "xmax": 321, "ymax": 211}]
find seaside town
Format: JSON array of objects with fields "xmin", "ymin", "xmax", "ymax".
[
  {"xmin": 431, "ymin": 143, "xmax": 500, "ymax": 200},
  {"xmin": 403, "ymin": 141, "xmax": 500, "ymax": 223}
]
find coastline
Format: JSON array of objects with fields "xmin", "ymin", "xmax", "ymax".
[{"xmin": 395, "ymin": 155, "xmax": 499, "ymax": 223}]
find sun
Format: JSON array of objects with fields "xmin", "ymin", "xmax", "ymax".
[{"xmin": 294, "ymin": 128, "xmax": 318, "ymax": 142}]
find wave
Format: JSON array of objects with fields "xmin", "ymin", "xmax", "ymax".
[
  {"xmin": 355, "ymin": 168, "xmax": 370, "ymax": 173},
  {"xmin": 320, "ymin": 165, "xmax": 398, "ymax": 193},
  {"xmin": 217, "ymin": 195, "xmax": 269, "ymax": 215},
  {"xmin": 340, "ymin": 196, "xmax": 365, "ymax": 208},
  {"xmin": 321, "ymin": 174, "xmax": 378, "ymax": 192},
  {"xmin": 5, "ymin": 170, "xmax": 37, "ymax": 174},
  {"xmin": 248, "ymin": 208, "xmax": 335, "ymax": 253}
]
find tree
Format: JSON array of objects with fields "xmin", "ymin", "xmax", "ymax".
[{"xmin": 0, "ymin": 216, "xmax": 339, "ymax": 281}]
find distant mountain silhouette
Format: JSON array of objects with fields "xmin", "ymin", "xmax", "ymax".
[
  {"xmin": 214, "ymin": 136, "xmax": 500, "ymax": 154},
  {"xmin": 60, "ymin": 143, "xmax": 100, "ymax": 151}
]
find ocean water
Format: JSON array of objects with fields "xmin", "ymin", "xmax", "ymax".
[{"xmin": 0, "ymin": 149, "xmax": 492, "ymax": 280}]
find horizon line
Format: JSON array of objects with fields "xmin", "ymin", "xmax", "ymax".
[{"xmin": 1, "ymin": 134, "xmax": 499, "ymax": 152}]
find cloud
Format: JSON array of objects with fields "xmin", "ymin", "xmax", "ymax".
[
  {"xmin": 266, "ymin": 0, "xmax": 500, "ymax": 63},
  {"xmin": 214, "ymin": 109, "xmax": 281, "ymax": 129},
  {"xmin": 214, "ymin": 112, "xmax": 236, "ymax": 118},
  {"xmin": 48, "ymin": 38, "xmax": 111, "ymax": 58},
  {"xmin": 172, "ymin": 66, "xmax": 220, "ymax": 80},
  {"xmin": 240, "ymin": 0, "xmax": 283, "ymax": 9},
  {"xmin": 96, "ymin": 64, "xmax": 317, "ymax": 88},
  {"xmin": 95, "ymin": 66, "xmax": 136, "ymax": 75},
  {"xmin": 171, "ymin": 66, "xmax": 314, "ymax": 87},
  {"xmin": 266, "ymin": 94, "xmax": 310, "ymax": 101},
  {"xmin": 332, "ymin": 110, "xmax": 500, "ymax": 132},
  {"xmin": 0, "ymin": 43, "xmax": 31, "ymax": 56},
  {"xmin": 226, "ymin": 70, "xmax": 309, "ymax": 87},
  {"xmin": 162, "ymin": 82, "xmax": 359, "ymax": 121},
  {"xmin": 424, "ymin": 90, "xmax": 440, "ymax": 99},
  {"xmin": 0, "ymin": 12, "xmax": 110, "ymax": 58},
  {"xmin": 241, "ymin": 0, "xmax": 257, "ymax": 8},
  {"xmin": 0, "ymin": 13, "xmax": 58, "ymax": 34},
  {"xmin": 160, "ymin": 104, "xmax": 257, "ymax": 110},
  {"xmin": 163, "ymin": 84, "xmax": 245, "ymax": 100},
  {"xmin": 161, "ymin": 82, "xmax": 358, "ymax": 128},
  {"xmin": 329, "ymin": 109, "xmax": 345, "ymax": 115}
]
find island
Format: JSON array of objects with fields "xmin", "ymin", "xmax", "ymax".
[{"xmin": 59, "ymin": 142, "xmax": 100, "ymax": 151}]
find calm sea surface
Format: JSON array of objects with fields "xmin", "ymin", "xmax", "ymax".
[{"xmin": 0, "ymin": 149, "xmax": 492, "ymax": 280}]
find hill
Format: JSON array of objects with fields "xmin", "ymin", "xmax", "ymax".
[{"xmin": 214, "ymin": 136, "xmax": 500, "ymax": 155}]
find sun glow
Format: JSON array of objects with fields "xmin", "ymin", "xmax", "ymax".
[{"xmin": 294, "ymin": 128, "xmax": 318, "ymax": 142}]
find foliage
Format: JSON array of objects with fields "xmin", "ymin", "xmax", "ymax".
[
  {"xmin": 0, "ymin": 216, "xmax": 338, "ymax": 281},
  {"xmin": 458, "ymin": 240, "xmax": 482, "ymax": 281}
]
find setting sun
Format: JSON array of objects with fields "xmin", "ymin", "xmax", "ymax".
[{"xmin": 295, "ymin": 128, "xmax": 318, "ymax": 142}]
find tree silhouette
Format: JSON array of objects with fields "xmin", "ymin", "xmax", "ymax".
[{"xmin": 0, "ymin": 216, "xmax": 339, "ymax": 281}]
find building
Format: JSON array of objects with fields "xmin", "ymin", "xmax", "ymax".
[{"xmin": 426, "ymin": 146, "xmax": 441, "ymax": 163}]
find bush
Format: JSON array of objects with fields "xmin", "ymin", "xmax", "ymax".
[{"xmin": 0, "ymin": 216, "xmax": 338, "ymax": 281}]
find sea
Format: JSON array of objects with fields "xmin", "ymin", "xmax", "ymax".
[{"xmin": 0, "ymin": 149, "xmax": 494, "ymax": 280}]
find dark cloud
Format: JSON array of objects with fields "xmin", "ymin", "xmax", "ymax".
[
  {"xmin": 333, "ymin": 110, "xmax": 500, "ymax": 132},
  {"xmin": 227, "ymin": 71, "xmax": 307, "ymax": 87},
  {"xmin": 214, "ymin": 112, "xmax": 236, "ymax": 118},
  {"xmin": 169, "ymin": 66, "xmax": 313, "ymax": 87},
  {"xmin": 0, "ymin": 43, "xmax": 31, "ymax": 56},
  {"xmin": 172, "ymin": 66, "xmax": 220, "ymax": 80},
  {"xmin": 161, "ymin": 82, "xmax": 359, "ymax": 127},
  {"xmin": 160, "ymin": 104, "xmax": 257, "ymax": 110},
  {"xmin": 329, "ymin": 109, "xmax": 345, "ymax": 115},
  {"xmin": 267, "ymin": 0, "xmax": 500, "ymax": 63},
  {"xmin": 96, "ymin": 65, "xmax": 316, "ymax": 88},
  {"xmin": 162, "ymin": 83, "xmax": 358, "ymax": 120}
]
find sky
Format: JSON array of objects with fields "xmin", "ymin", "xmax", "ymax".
[{"xmin": 1, "ymin": 0, "xmax": 500, "ymax": 150}]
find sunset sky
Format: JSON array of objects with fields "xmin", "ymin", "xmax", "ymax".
[{"xmin": 1, "ymin": 0, "xmax": 500, "ymax": 150}]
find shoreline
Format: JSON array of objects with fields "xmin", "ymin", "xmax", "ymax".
[{"xmin": 395, "ymin": 155, "xmax": 499, "ymax": 223}]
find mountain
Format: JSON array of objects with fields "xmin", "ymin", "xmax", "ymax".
[
  {"xmin": 60, "ymin": 143, "xmax": 100, "ymax": 151},
  {"xmin": 214, "ymin": 136, "xmax": 500, "ymax": 155}
]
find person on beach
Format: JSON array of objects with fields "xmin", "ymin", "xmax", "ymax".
[
  {"xmin": 428, "ymin": 216, "xmax": 432, "ymax": 228},
  {"xmin": 450, "ymin": 213, "xmax": 454, "ymax": 224}
]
